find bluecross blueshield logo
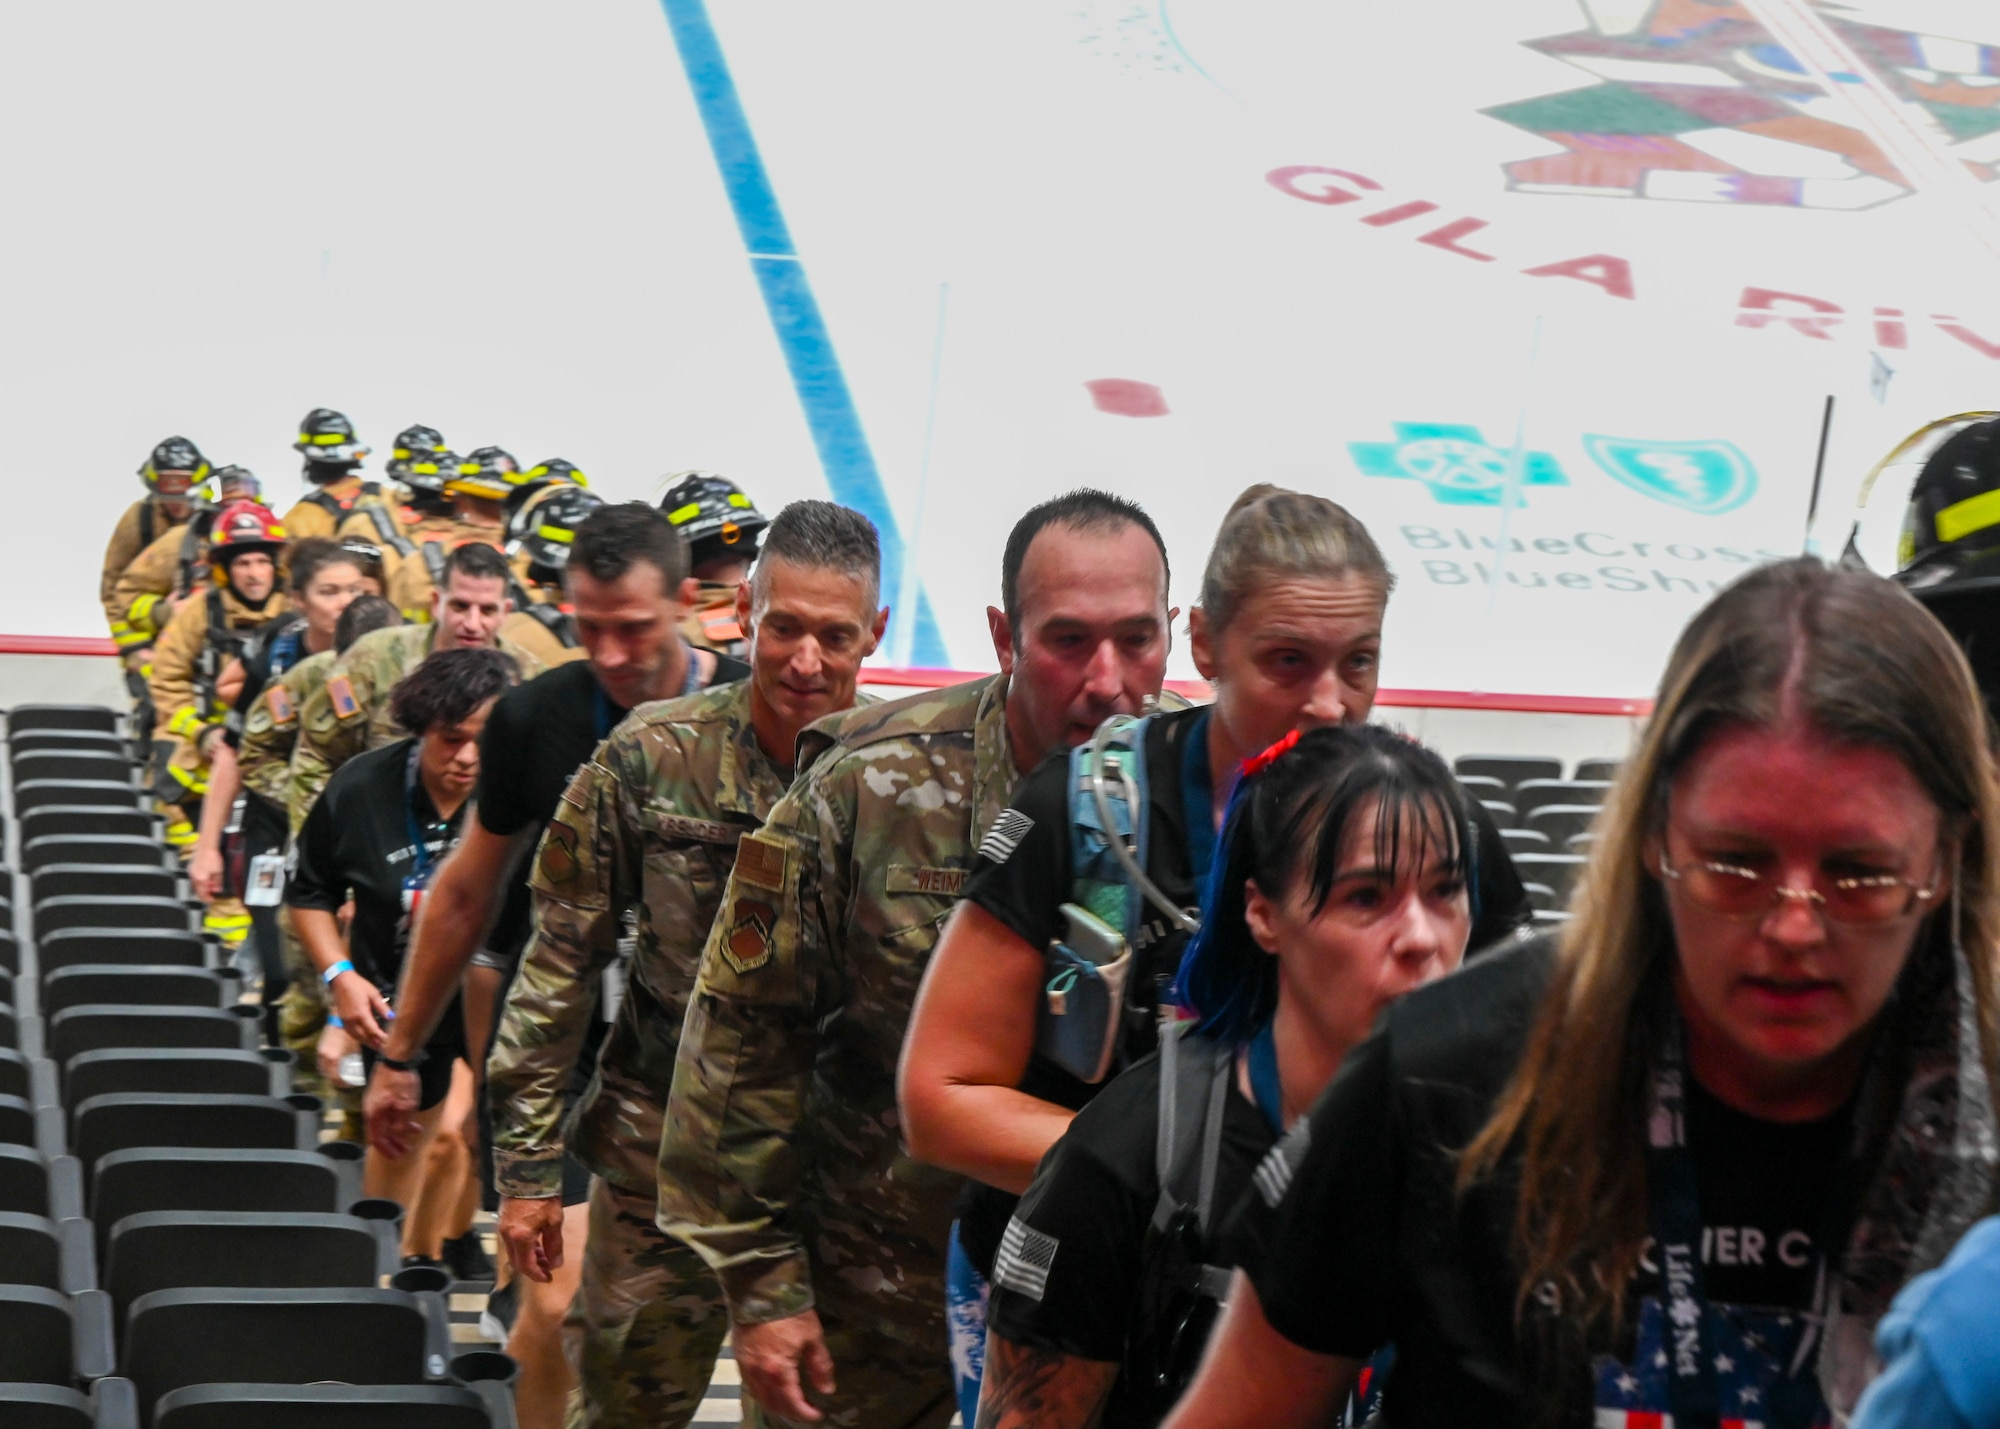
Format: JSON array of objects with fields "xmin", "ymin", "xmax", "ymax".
[
  {"xmin": 1348, "ymin": 423, "xmax": 1568, "ymax": 506},
  {"xmin": 1583, "ymin": 436, "xmax": 1757, "ymax": 515}
]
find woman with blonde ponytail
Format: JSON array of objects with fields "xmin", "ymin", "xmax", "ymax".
[{"xmin": 1165, "ymin": 557, "xmax": 2000, "ymax": 1429}]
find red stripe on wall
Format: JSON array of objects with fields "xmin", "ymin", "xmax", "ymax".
[{"xmin": 0, "ymin": 640, "xmax": 1653, "ymax": 718}]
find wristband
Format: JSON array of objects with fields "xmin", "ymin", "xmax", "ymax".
[
  {"xmin": 378, "ymin": 1050, "xmax": 427, "ymax": 1073},
  {"xmin": 327, "ymin": 1014, "xmax": 344, "ymax": 1028},
  {"xmin": 322, "ymin": 959, "xmax": 355, "ymax": 986}
]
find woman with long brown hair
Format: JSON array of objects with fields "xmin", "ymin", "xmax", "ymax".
[{"xmin": 1164, "ymin": 557, "xmax": 2000, "ymax": 1429}]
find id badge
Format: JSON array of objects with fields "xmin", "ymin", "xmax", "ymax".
[{"xmin": 243, "ymin": 852, "xmax": 287, "ymax": 906}]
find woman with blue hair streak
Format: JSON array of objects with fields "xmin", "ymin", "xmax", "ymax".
[{"xmin": 972, "ymin": 723, "xmax": 1481, "ymax": 1429}]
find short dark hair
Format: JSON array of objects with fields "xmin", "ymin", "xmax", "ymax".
[
  {"xmin": 389, "ymin": 646, "xmax": 519, "ymax": 735},
  {"xmin": 571, "ymin": 502, "xmax": 688, "ymax": 590},
  {"xmin": 286, "ymin": 538, "xmax": 352, "ymax": 593},
  {"xmin": 335, "ymin": 594, "xmax": 401, "ymax": 654},
  {"xmin": 752, "ymin": 500, "xmax": 882, "ymax": 608},
  {"xmin": 442, "ymin": 541, "xmax": 511, "ymax": 588},
  {"xmin": 1000, "ymin": 489, "xmax": 1169, "ymax": 637}
]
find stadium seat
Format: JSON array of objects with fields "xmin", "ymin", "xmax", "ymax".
[
  {"xmin": 1567, "ymin": 832, "xmax": 1594, "ymax": 854},
  {"xmin": 1513, "ymin": 852, "xmax": 1586, "ymax": 902},
  {"xmin": 23, "ymin": 839, "xmax": 171, "ymax": 877},
  {"xmin": 48, "ymin": 1007, "xmax": 257, "ymax": 1069},
  {"xmin": 35, "ymin": 901, "xmax": 194, "ymax": 938},
  {"xmin": 8, "ymin": 731, "xmax": 132, "ymax": 763},
  {"xmin": 0, "ymin": 1284, "xmax": 115, "ymax": 1386},
  {"xmin": 1512, "ymin": 780, "xmax": 1612, "ymax": 821},
  {"xmin": 1531, "ymin": 909, "xmax": 1571, "ymax": 927},
  {"xmin": 22, "ymin": 809, "xmax": 160, "ymax": 845},
  {"xmin": 43, "ymin": 970, "xmax": 236, "ymax": 1020},
  {"xmin": 0, "ymin": 1093, "xmax": 40, "ymax": 1148},
  {"xmin": 122, "ymin": 1288, "xmax": 448, "ymax": 1424},
  {"xmin": 1500, "ymin": 829, "xmax": 1549, "ymax": 855},
  {"xmin": 1452, "ymin": 755, "xmax": 1561, "ymax": 791},
  {"xmin": 32, "ymin": 869, "xmax": 181, "ymax": 907},
  {"xmin": 8, "ymin": 707, "xmax": 122, "ymax": 739},
  {"xmin": 15, "ymin": 784, "xmax": 143, "ymax": 818},
  {"xmin": 88, "ymin": 1147, "xmax": 361, "ymax": 1263},
  {"xmin": 72, "ymin": 1094, "xmax": 318, "ymax": 1182},
  {"xmin": 153, "ymin": 1382, "xmax": 516, "ymax": 1429},
  {"xmin": 104, "ymin": 1212, "xmax": 399, "ymax": 1335},
  {"xmin": 38, "ymin": 933, "xmax": 205, "ymax": 977},
  {"xmin": 1524, "ymin": 806, "xmax": 1600, "ymax": 848},
  {"xmin": 12, "ymin": 754, "xmax": 136, "ymax": 789},
  {"xmin": 1573, "ymin": 757, "xmax": 1623, "ymax": 783},
  {"xmin": 1455, "ymin": 774, "xmax": 1506, "ymax": 801},
  {"xmin": 0, "ymin": 932, "xmax": 18, "ymax": 976},
  {"xmin": 0, "ymin": 1046, "xmax": 33, "ymax": 1101},
  {"xmin": 0, "ymin": 1144, "xmax": 84, "ymax": 1220},
  {"xmin": 1480, "ymin": 800, "xmax": 1517, "ymax": 827},
  {"xmin": 0, "ymin": 1378, "xmax": 140, "ymax": 1429},
  {"xmin": 0, "ymin": 1213, "xmax": 71, "ymax": 1291},
  {"xmin": 65, "ymin": 1051, "xmax": 283, "ymax": 1111}
]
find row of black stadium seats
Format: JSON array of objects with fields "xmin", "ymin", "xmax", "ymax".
[{"xmin": 1453, "ymin": 753, "xmax": 1623, "ymax": 788}]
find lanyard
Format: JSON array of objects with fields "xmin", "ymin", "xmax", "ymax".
[
  {"xmin": 404, "ymin": 744, "xmax": 445, "ymax": 883},
  {"xmin": 1246, "ymin": 1021, "xmax": 1284, "ymax": 1136},
  {"xmin": 1648, "ymin": 1022, "xmax": 1865, "ymax": 1429},
  {"xmin": 1181, "ymin": 710, "xmax": 1218, "ymax": 886},
  {"xmin": 593, "ymin": 682, "xmax": 627, "ymax": 742}
]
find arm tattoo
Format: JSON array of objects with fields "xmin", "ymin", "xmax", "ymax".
[{"xmin": 977, "ymin": 1334, "xmax": 1119, "ymax": 1429}]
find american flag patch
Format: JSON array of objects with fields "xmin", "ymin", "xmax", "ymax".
[
  {"xmin": 992, "ymin": 1217, "xmax": 1059, "ymax": 1302},
  {"xmin": 977, "ymin": 809, "xmax": 1034, "ymax": 866}
]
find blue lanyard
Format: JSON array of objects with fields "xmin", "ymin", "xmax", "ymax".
[
  {"xmin": 1648, "ymin": 1042, "xmax": 1721, "ymax": 1427},
  {"xmin": 1246, "ymin": 1022, "xmax": 1284, "ymax": 1135},
  {"xmin": 1181, "ymin": 709, "xmax": 1218, "ymax": 886},
  {"xmin": 593, "ymin": 682, "xmax": 625, "ymax": 742},
  {"xmin": 403, "ymin": 744, "xmax": 443, "ymax": 883}
]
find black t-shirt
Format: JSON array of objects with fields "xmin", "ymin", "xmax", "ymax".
[
  {"xmin": 1227, "ymin": 939, "xmax": 1850, "ymax": 1428},
  {"xmin": 472, "ymin": 653, "xmax": 750, "ymax": 961},
  {"xmin": 287, "ymin": 738, "xmax": 465, "ymax": 991},
  {"xmin": 987, "ymin": 1043, "xmax": 1273, "ymax": 1428},
  {"xmin": 956, "ymin": 705, "xmax": 1530, "ymax": 1275}
]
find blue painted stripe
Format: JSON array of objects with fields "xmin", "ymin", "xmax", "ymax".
[{"xmin": 656, "ymin": 0, "xmax": 948, "ymax": 667}]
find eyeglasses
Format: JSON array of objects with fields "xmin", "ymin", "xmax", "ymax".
[{"xmin": 1657, "ymin": 850, "xmax": 1940, "ymax": 926}]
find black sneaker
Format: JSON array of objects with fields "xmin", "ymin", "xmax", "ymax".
[
  {"xmin": 442, "ymin": 1229, "xmax": 496, "ymax": 1283},
  {"xmin": 400, "ymin": 1253, "xmax": 444, "ymax": 1272}
]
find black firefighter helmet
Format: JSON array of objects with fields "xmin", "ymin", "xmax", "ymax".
[
  {"xmin": 1891, "ymin": 415, "xmax": 2000, "ymax": 711},
  {"xmin": 658, "ymin": 471, "xmax": 770, "ymax": 573}
]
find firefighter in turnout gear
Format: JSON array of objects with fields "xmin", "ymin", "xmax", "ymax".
[
  {"xmin": 499, "ymin": 474, "xmax": 600, "ymax": 668},
  {"xmin": 104, "ymin": 435, "xmax": 209, "ymax": 660},
  {"xmin": 110, "ymin": 465, "xmax": 268, "ymax": 650},
  {"xmin": 148, "ymin": 498, "xmax": 291, "ymax": 940},
  {"xmin": 659, "ymin": 471, "xmax": 769, "ymax": 658},
  {"xmin": 386, "ymin": 445, "xmax": 513, "ymax": 620},
  {"xmin": 282, "ymin": 407, "xmax": 401, "ymax": 545}
]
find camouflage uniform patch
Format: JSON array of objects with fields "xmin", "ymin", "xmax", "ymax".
[{"xmin": 657, "ymin": 674, "xmax": 1020, "ymax": 1429}]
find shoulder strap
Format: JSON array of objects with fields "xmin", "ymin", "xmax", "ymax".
[
  {"xmin": 138, "ymin": 502, "xmax": 156, "ymax": 547},
  {"xmin": 526, "ymin": 601, "xmax": 577, "ymax": 646},
  {"xmin": 358, "ymin": 502, "xmax": 414, "ymax": 556},
  {"xmin": 301, "ymin": 488, "xmax": 346, "ymax": 518},
  {"xmin": 1069, "ymin": 714, "xmax": 1197, "ymax": 945},
  {"xmin": 422, "ymin": 540, "xmax": 448, "ymax": 590},
  {"xmin": 1151, "ymin": 1022, "xmax": 1236, "ymax": 1297}
]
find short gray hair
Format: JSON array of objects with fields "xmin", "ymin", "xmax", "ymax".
[{"xmin": 750, "ymin": 500, "xmax": 883, "ymax": 610}]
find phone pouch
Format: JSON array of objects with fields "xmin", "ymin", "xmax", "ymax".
[{"xmin": 1036, "ymin": 911, "xmax": 1133, "ymax": 1085}]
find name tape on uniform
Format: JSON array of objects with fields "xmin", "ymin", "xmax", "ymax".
[{"xmin": 885, "ymin": 865, "xmax": 968, "ymax": 897}]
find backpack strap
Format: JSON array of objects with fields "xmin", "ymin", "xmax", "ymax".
[
  {"xmin": 1151, "ymin": 1020, "xmax": 1236, "ymax": 1300},
  {"xmin": 138, "ymin": 502, "xmax": 156, "ymax": 548},
  {"xmin": 422, "ymin": 539, "xmax": 448, "ymax": 591},
  {"xmin": 300, "ymin": 488, "xmax": 347, "ymax": 519},
  {"xmin": 356, "ymin": 502, "xmax": 415, "ymax": 557},
  {"xmin": 1068, "ymin": 715, "xmax": 1149, "ymax": 941}
]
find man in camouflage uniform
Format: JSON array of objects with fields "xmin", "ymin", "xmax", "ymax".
[
  {"xmin": 488, "ymin": 502, "xmax": 889, "ymax": 1429},
  {"xmin": 236, "ymin": 594, "xmax": 403, "ymax": 1099},
  {"xmin": 103, "ymin": 436, "xmax": 207, "ymax": 663},
  {"xmin": 657, "ymin": 492, "xmax": 1176, "ymax": 1429},
  {"xmin": 288, "ymin": 540, "xmax": 541, "ymax": 832}
]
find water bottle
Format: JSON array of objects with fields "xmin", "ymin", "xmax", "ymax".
[{"xmin": 339, "ymin": 1053, "xmax": 368, "ymax": 1089}]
